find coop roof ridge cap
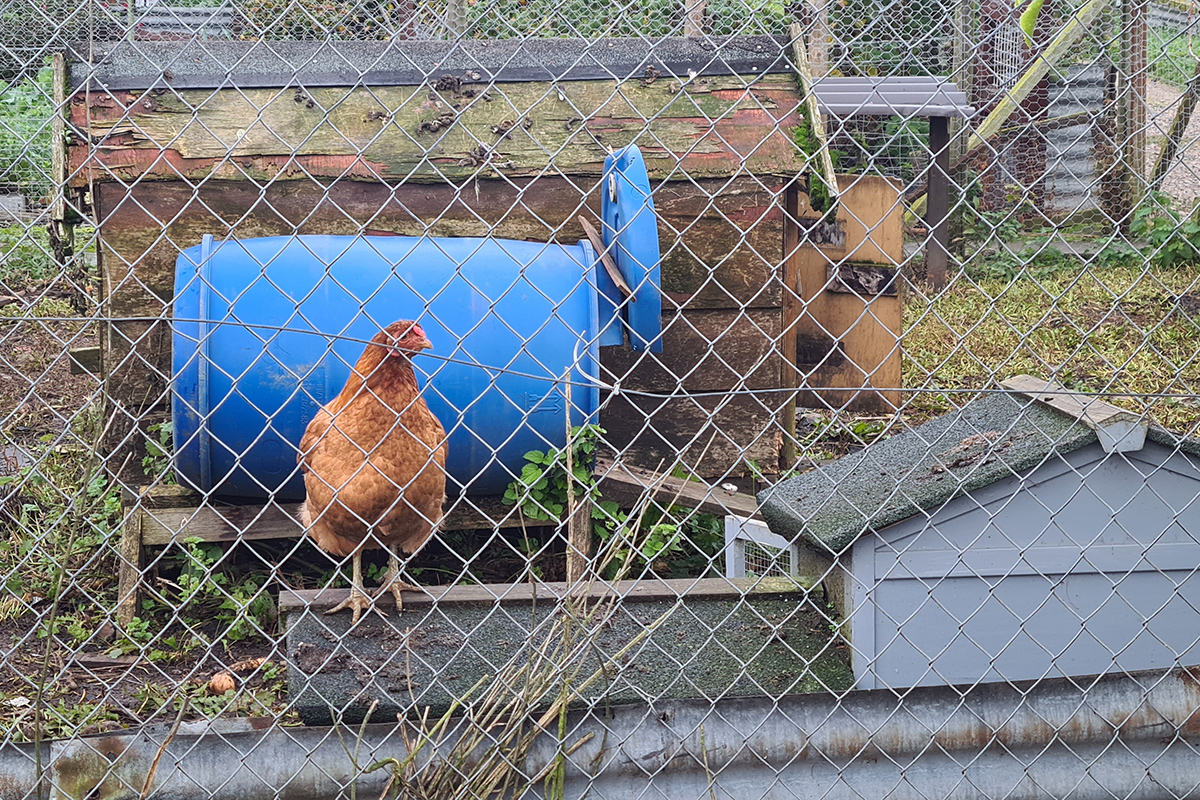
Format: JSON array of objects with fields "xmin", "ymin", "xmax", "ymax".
[
  {"xmin": 1001, "ymin": 374, "xmax": 1149, "ymax": 453},
  {"xmin": 68, "ymin": 35, "xmax": 793, "ymax": 93}
]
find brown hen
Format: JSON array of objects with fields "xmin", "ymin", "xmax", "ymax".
[{"xmin": 298, "ymin": 320, "xmax": 447, "ymax": 623}]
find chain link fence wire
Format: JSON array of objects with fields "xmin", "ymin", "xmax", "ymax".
[{"xmin": 2, "ymin": 0, "xmax": 1200, "ymax": 796}]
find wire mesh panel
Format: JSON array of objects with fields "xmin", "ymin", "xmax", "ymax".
[{"xmin": 2, "ymin": 0, "xmax": 1200, "ymax": 797}]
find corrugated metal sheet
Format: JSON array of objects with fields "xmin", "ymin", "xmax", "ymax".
[
  {"xmin": 133, "ymin": 5, "xmax": 236, "ymax": 38},
  {"xmin": 1150, "ymin": 1, "xmax": 1198, "ymax": 31},
  {"xmin": 9, "ymin": 665, "xmax": 1200, "ymax": 800},
  {"xmin": 1045, "ymin": 62, "xmax": 1106, "ymax": 216},
  {"xmin": 813, "ymin": 76, "xmax": 976, "ymax": 118}
]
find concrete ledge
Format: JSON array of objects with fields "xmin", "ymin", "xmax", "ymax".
[{"xmin": 282, "ymin": 577, "xmax": 853, "ymax": 724}]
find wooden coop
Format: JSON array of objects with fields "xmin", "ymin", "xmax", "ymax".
[{"xmin": 64, "ymin": 37, "xmax": 907, "ymax": 619}]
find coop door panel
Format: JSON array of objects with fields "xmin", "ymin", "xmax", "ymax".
[{"xmin": 867, "ymin": 570, "xmax": 1200, "ymax": 689}]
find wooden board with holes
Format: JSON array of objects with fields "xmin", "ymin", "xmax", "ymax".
[{"xmin": 784, "ymin": 174, "xmax": 904, "ymax": 413}]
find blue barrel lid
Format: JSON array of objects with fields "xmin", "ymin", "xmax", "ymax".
[{"xmin": 597, "ymin": 145, "xmax": 663, "ymax": 352}]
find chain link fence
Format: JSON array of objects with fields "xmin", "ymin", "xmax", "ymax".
[{"xmin": 2, "ymin": 0, "xmax": 1200, "ymax": 796}]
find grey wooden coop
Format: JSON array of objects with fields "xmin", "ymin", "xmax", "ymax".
[{"xmin": 756, "ymin": 376, "xmax": 1200, "ymax": 690}]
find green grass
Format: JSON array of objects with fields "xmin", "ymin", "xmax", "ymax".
[
  {"xmin": 0, "ymin": 68, "xmax": 52, "ymax": 198},
  {"xmin": 903, "ymin": 261, "xmax": 1200, "ymax": 432},
  {"xmin": 1150, "ymin": 27, "xmax": 1198, "ymax": 87},
  {"xmin": 0, "ymin": 225, "xmax": 59, "ymax": 296}
]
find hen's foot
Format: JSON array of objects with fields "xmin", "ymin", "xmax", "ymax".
[
  {"xmin": 374, "ymin": 570, "xmax": 423, "ymax": 613},
  {"xmin": 326, "ymin": 584, "xmax": 373, "ymax": 625}
]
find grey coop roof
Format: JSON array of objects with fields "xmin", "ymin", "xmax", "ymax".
[
  {"xmin": 811, "ymin": 76, "xmax": 975, "ymax": 118},
  {"xmin": 757, "ymin": 392, "xmax": 1198, "ymax": 554}
]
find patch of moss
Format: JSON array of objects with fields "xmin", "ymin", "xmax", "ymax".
[{"xmin": 791, "ymin": 116, "xmax": 838, "ymax": 214}]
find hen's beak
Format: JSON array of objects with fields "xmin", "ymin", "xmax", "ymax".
[{"xmin": 389, "ymin": 336, "xmax": 433, "ymax": 357}]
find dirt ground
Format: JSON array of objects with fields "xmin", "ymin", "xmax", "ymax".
[
  {"xmin": 0, "ymin": 312, "xmax": 97, "ymax": 450},
  {"xmin": 1145, "ymin": 78, "xmax": 1200, "ymax": 205}
]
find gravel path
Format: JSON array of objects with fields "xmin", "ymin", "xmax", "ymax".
[{"xmin": 1145, "ymin": 78, "xmax": 1200, "ymax": 205}]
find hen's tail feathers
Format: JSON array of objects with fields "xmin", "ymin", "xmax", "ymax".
[{"xmin": 299, "ymin": 500, "xmax": 312, "ymax": 530}]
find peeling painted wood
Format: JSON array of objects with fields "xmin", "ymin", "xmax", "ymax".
[{"xmin": 69, "ymin": 75, "xmax": 805, "ymax": 186}]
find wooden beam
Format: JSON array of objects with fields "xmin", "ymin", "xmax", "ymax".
[
  {"xmin": 595, "ymin": 455, "xmax": 763, "ymax": 520},
  {"xmin": 69, "ymin": 75, "xmax": 806, "ymax": 187},
  {"xmin": 1150, "ymin": 57, "xmax": 1200, "ymax": 189},
  {"xmin": 789, "ymin": 22, "xmax": 839, "ymax": 214},
  {"xmin": 133, "ymin": 491, "xmax": 534, "ymax": 547}
]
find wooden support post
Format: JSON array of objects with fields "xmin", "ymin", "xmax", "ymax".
[
  {"xmin": 684, "ymin": 0, "xmax": 707, "ymax": 36},
  {"xmin": 780, "ymin": 184, "xmax": 802, "ymax": 470},
  {"xmin": 116, "ymin": 488, "xmax": 144, "ymax": 628},
  {"xmin": 1116, "ymin": 0, "xmax": 1148, "ymax": 218},
  {"xmin": 926, "ymin": 116, "xmax": 951, "ymax": 289},
  {"xmin": 49, "ymin": 53, "xmax": 73, "ymax": 274}
]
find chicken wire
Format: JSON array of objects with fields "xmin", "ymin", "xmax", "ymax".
[{"xmin": 1, "ymin": 0, "xmax": 1200, "ymax": 797}]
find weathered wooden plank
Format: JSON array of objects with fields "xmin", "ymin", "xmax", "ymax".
[
  {"xmin": 600, "ymin": 308, "xmax": 781, "ymax": 393},
  {"xmin": 787, "ymin": 174, "xmax": 903, "ymax": 412},
  {"xmin": 70, "ymin": 75, "xmax": 804, "ymax": 187},
  {"xmin": 595, "ymin": 455, "xmax": 763, "ymax": 520},
  {"xmin": 136, "ymin": 493, "xmax": 535, "ymax": 547},
  {"xmin": 601, "ymin": 393, "xmax": 780, "ymax": 477},
  {"xmin": 645, "ymin": 179, "xmax": 786, "ymax": 309},
  {"xmin": 97, "ymin": 176, "xmax": 785, "ymax": 318}
]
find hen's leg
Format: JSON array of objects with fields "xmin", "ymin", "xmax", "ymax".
[
  {"xmin": 376, "ymin": 547, "xmax": 423, "ymax": 612},
  {"xmin": 326, "ymin": 551, "xmax": 371, "ymax": 624}
]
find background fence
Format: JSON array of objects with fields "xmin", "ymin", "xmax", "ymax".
[{"xmin": 2, "ymin": 0, "xmax": 1200, "ymax": 797}]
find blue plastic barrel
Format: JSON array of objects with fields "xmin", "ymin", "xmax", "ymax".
[{"xmin": 172, "ymin": 145, "xmax": 660, "ymax": 500}]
